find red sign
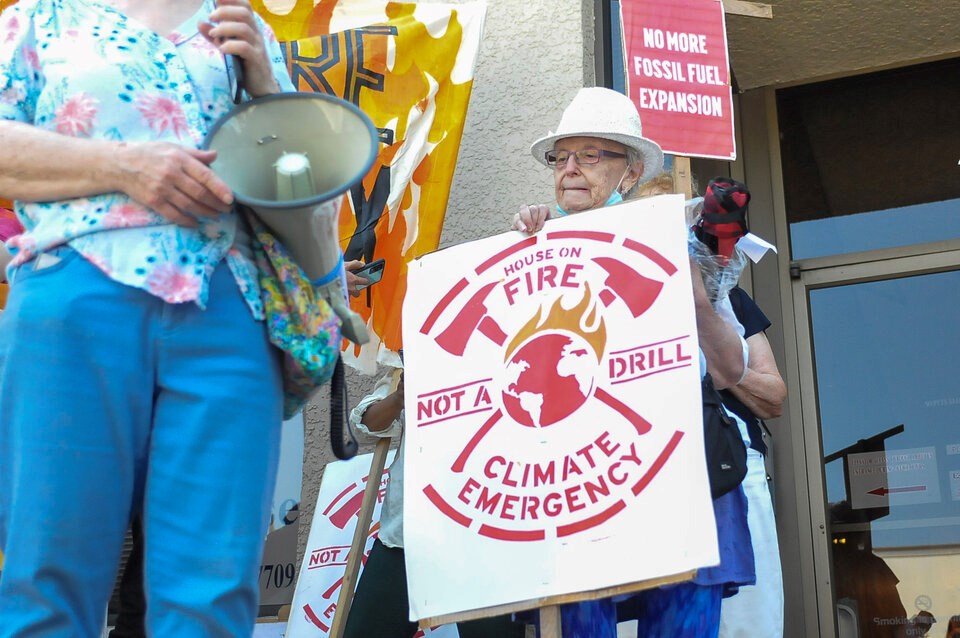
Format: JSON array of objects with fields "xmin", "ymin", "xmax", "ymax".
[{"xmin": 621, "ymin": 0, "xmax": 736, "ymax": 160}]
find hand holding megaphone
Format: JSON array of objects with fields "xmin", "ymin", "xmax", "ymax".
[{"xmin": 200, "ymin": 0, "xmax": 282, "ymax": 101}]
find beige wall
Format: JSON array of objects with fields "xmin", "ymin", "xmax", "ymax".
[{"xmin": 298, "ymin": 0, "xmax": 599, "ymax": 566}]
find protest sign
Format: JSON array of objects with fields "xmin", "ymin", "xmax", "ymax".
[
  {"xmin": 621, "ymin": 0, "xmax": 736, "ymax": 160},
  {"xmin": 401, "ymin": 195, "xmax": 719, "ymax": 623},
  {"xmin": 287, "ymin": 450, "xmax": 458, "ymax": 638}
]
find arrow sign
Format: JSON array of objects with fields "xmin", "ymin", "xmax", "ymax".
[{"xmin": 867, "ymin": 485, "xmax": 927, "ymax": 496}]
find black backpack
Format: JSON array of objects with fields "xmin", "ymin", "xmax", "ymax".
[{"xmin": 702, "ymin": 372, "xmax": 748, "ymax": 498}]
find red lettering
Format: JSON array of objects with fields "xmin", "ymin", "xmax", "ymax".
[
  {"xmin": 583, "ymin": 475, "xmax": 611, "ymax": 504},
  {"xmin": 538, "ymin": 264, "xmax": 558, "ymax": 289},
  {"xmin": 502, "ymin": 460, "xmax": 519, "ymax": 487},
  {"xmin": 503, "ymin": 277, "xmax": 521, "ymax": 305},
  {"xmin": 458, "ymin": 477, "xmax": 481, "ymax": 504},
  {"xmin": 475, "ymin": 485, "xmax": 502, "ymax": 514},
  {"xmin": 523, "ymin": 495, "xmax": 540, "ymax": 520},
  {"xmin": 595, "ymin": 431, "xmax": 619, "ymax": 456},
  {"xmin": 608, "ymin": 462, "xmax": 627, "ymax": 485},
  {"xmin": 565, "ymin": 484, "xmax": 585, "ymax": 512},
  {"xmin": 544, "ymin": 492, "xmax": 563, "ymax": 516},
  {"xmin": 501, "ymin": 494, "xmax": 519, "ymax": 520},
  {"xmin": 560, "ymin": 263, "xmax": 583, "ymax": 287},
  {"xmin": 575, "ymin": 443, "xmax": 598, "ymax": 468},
  {"xmin": 534, "ymin": 462, "xmax": 555, "ymax": 486},
  {"xmin": 657, "ymin": 347, "xmax": 674, "ymax": 366},
  {"xmin": 483, "ymin": 456, "xmax": 506, "ymax": 480}
]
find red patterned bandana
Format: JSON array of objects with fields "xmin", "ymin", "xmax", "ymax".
[{"xmin": 694, "ymin": 177, "xmax": 750, "ymax": 264}]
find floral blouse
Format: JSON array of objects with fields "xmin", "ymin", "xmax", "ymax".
[{"xmin": 0, "ymin": 0, "xmax": 294, "ymax": 317}]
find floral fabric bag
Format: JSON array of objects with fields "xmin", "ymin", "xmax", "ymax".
[{"xmin": 245, "ymin": 210, "xmax": 342, "ymax": 419}]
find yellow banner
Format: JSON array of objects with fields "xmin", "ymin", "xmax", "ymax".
[{"xmin": 257, "ymin": 0, "xmax": 486, "ymax": 372}]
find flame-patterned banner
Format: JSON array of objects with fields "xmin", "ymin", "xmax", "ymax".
[{"xmin": 256, "ymin": 0, "xmax": 486, "ymax": 374}]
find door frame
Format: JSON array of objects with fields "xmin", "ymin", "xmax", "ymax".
[{"xmin": 789, "ymin": 242, "xmax": 960, "ymax": 636}]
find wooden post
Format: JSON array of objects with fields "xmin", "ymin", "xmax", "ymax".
[
  {"xmin": 327, "ymin": 436, "xmax": 392, "ymax": 638},
  {"xmin": 540, "ymin": 605, "xmax": 562, "ymax": 638},
  {"xmin": 721, "ymin": 0, "xmax": 773, "ymax": 19},
  {"xmin": 671, "ymin": 155, "xmax": 694, "ymax": 199}
]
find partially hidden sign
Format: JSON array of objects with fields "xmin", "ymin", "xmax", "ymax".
[
  {"xmin": 286, "ymin": 450, "xmax": 458, "ymax": 637},
  {"xmin": 621, "ymin": 0, "xmax": 736, "ymax": 160},
  {"xmin": 402, "ymin": 196, "xmax": 719, "ymax": 621}
]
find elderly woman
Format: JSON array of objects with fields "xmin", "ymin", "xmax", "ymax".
[
  {"xmin": 515, "ymin": 86, "xmax": 746, "ymax": 389},
  {"xmin": 514, "ymin": 90, "xmax": 652, "ymax": 215},
  {"xmin": 513, "ymin": 87, "xmax": 754, "ymax": 638}
]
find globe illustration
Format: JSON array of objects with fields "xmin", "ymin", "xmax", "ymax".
[{"xmin": 502, "ymin": 331, "xmax": 598, "ymax": 428}]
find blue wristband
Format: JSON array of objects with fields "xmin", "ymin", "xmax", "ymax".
[{"xmin": 311, "ymin": 253, "xmax": 344, "ymax": 287}]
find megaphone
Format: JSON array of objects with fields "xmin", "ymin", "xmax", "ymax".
[{"xmin": 203, "ymin": 92, "xmax": 379, "ymax": 345}]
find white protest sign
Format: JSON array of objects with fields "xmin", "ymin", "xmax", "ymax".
[
  {"xmin": 402, "ymin": 195, "xmax": 719, "ymax": 622},
  {"xmin": 286, "ymin": 451, "xmax": 458, "ymax": 637}
]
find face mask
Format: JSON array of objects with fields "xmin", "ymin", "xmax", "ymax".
[{"xmin": 604, "ymin": 190, "xmax": 624, "ymax": 207}]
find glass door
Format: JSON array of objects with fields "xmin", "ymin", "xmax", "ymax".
[{"xmin": 792, "ymin": 249, "xmax": 960, "ymax": 638}]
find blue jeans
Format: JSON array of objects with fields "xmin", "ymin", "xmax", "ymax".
[{"xmin": 0, "ymin": 247, "xmax": 283, "ymax": 637}]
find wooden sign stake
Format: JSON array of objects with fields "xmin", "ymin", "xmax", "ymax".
[{"xmin": 327, "ymin": 436, "xmax": 392, "ymax": 638}]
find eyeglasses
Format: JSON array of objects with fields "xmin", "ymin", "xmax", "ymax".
[{"xmin": 545, "ymin": 148, "xmax": 626, "ymax": 169}]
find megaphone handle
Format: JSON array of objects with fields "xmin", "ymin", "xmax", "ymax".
[
  {"xmin": 329, "ymin": 356, "xmax": 359, "ymax": 460},
  {"xmin": 213, "ymin": 0, "xmax": 246, "ymax": 104},
  {"xmin": 231, "ymin": 54, "xmax": 245, "ymax": 104}
]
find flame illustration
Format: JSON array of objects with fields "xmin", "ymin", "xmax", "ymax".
[{"xmin": 504, "ymin": 283, "xmax": 607, "ymax": 362}]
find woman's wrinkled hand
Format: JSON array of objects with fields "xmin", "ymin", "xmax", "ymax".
[
  {"xmin": 112, "ymin": 141, "xmax": 233, "ymax": 228},
  {"xmin": 512, "ymin": 204, "xmax": 551, "ymax": 234}
]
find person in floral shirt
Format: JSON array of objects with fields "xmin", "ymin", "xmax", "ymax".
[{"xmin": 0, "ymin": 1, "xmax": 295, "ymax": 635}]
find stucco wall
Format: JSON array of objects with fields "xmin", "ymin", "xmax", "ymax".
[{"xmin": 297, "ymin": 0, "xmax": 598, "ymax": 571}]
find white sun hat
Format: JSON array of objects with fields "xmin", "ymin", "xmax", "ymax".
[{"xmin": 530, "ymin": 86, "xmax": 664, "ymax": 184}]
